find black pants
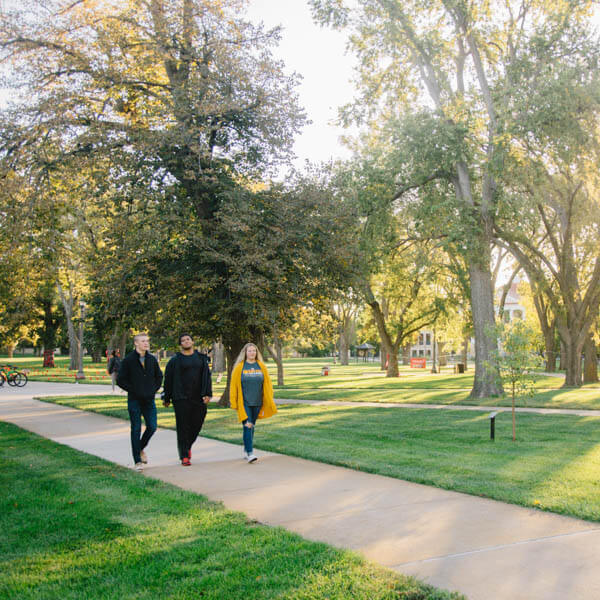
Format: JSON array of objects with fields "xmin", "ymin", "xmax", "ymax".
[{"xmin": 173, "ymin": 399, "xmax": 207, "ymax": 460}]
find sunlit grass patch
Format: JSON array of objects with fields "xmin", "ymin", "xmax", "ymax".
[{"xmin": 0, "ymin": 421, "xmax": 462, "ymax": 600}]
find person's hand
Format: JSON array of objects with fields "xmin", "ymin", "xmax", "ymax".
[
  {"xmin": 161, "ymin": 391, "xmax": 170, "ymax": 407},
  {"xmin": 203, "ymin": 396, "xmax": 210, "ymax": 404}
]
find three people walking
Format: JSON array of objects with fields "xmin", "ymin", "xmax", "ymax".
[
  {"xmin": 230, "ymin": 342, "xmax": 277, "ymax": 462},
  {"xmin": 163, "ymin": 334, "xmax": 212, "ymax": 466},
  {"xmin": 116, "ymin": 334, "xmax": 275, "ymax": 470},
  {"xmin": 116, "ymin": 333, "xmax": 163, "ymax": 471}
]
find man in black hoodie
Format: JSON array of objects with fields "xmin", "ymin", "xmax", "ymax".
[
  {"xmin": 163, "ymin": 334, "xmax": 212, "ymax": 466},
  {"xmin": 117, "ymin": 333, "xmax": 163, "ymax": 471}
]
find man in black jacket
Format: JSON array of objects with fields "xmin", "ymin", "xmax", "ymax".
[
  {"xmin": 117, "ymin": 333, "xmax": 163, "ymax": 471},
  {"xmin": 163, "ymin": 334, "xmax": 212, "ymax": 466}
]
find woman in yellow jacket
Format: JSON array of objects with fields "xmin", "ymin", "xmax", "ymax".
[{"xmin": 230, "ymin": 342, "xmax": 277, "ymax": 462}]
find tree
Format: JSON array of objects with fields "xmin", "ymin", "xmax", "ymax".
[
  {"xmin": 33, "ymin": 279, "xmax": 65, "ymax": 365},
  {"xmin": 583, "ymin": 331, "xmax": 599, "ymax": 384},
  {"xmin": 497, "ymin": 160, "xmax": 600, "ymax": 386},
  {"xmin": 493, "ymin": 320, "xmax": 541, "ymax": 441},
  {"xmin": 286, "ymin": 303, "xmax": 338, "ymax": 355},
  {"xmin": 364, "ymin": 241, "xmax": 446, "ymax": 377},
  {"xmin": 1, "ymin": 0, "xmax": 319, "ymax": 387},
  {"xmin": 330, "ymin": 293, "xmax": 360, "ymax": 365},
  {"xmin": 0, "ymin": 0, "xmax": 306, "ymax": 332},
  {"xmin": 311, "ymin": 0, "xmax": 597, "ymax": 397},
  {"xmin": 0, "ymin": 172, "xmax": 42, "ymax": 357},
  {"xmin": 488, "ymin": 4, "xmax": 600, "ymax": 386}
]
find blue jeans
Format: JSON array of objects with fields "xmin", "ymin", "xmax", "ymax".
[
  {"xmin": 128, "ymin": 397, "xmax": 157, "ymax": 464},
  {"xmin": 242, "ymin": 404, "xmax": 261, "ymax": 454}
]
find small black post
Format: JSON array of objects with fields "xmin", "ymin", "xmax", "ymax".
[{"xmin": 489, "ymin": 411, "xmax": 498, "ymax": 441}]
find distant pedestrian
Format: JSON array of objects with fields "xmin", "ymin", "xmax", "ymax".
[
  {"xmin": 116, "ymin": 333, "xmax": 163, "ymax": 471},
  {"xmin": 163, "ymin": 334, "xmax": 212, "ymax": 466},
  {"xmin": 107, "ymin": 349, "xmax": 121, "ymax": 392},
  {"xmin": 230, "ymin": 342, "xmax": 277, "ymax": 463}
]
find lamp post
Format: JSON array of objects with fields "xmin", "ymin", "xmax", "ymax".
[{"xmin": 76, "ymin": 300, "xmax": 86, "ymax": 380}]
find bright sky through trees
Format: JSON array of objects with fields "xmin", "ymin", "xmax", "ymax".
[{"xmin": 244, "ymin": 0, "xmax": 357, "ymax": 167}]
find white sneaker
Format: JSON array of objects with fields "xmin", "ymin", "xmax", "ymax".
[
  {"xmin": 140, "ymin": 450, "xmax": 148, "ymax": 464},
  {"xmin": 134, "ymin": 462, "xmax": 144, "ymax": 472},
  {"xmin": 242, "ymin": 447, "xmax": 248, "ymax": 459},
  {"xmin": 246, "ymin": 453, "xmax": 257, "ymax": 463}
]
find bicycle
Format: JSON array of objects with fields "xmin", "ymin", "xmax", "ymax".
[{"xmin": 0, "ymin": 365, "xmax": 28, "ymax": 387}]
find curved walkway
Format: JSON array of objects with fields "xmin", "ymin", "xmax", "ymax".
[{"xmin": 2, "ymin": 382, "xmax": 600, "ymax": 599}]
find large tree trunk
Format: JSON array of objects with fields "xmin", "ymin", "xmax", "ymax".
[
  {"xmin": 559, "ymin": 340, "xmax": 566, "ymax": 371},
  {"xmin": 380, "ymin": 338, "xmax": 388, "ymax": 371},
  {"xmin": 469, "ymin": 264, "xmax": 503, "ymax": 397},
  {"xmin": 212, "ymin": 339, "xmax": 225, "ymax": 373},
  {"xmin": 563, "ymin": 342, "xmax": 582, "ymax": 386},
  {"xmin": 339, "ymin": 331, "xmax": 349, "ymax": 365},
  {"xmin": 584, "ymin": 335, "xmax": 598, "ymax": 384},
  {"xmin": 462, "ymin": 336, "xmax": 469, "ymax": 368},
  {"xmin": 40, "ymin": 296, "xmax": 58, "ymax": 351},
  {"xmin": 386, "ymin": 346, "xmax": 399, "ymax": 377},
  {"xmin": 368, "ymin": 299, "xmax": 398, "ymax": 377},
  {"xmin": 266, "ymin": 335, "xmax": 284, "ymax": 386},
  {"xmin": 559, "ymin": 315, "xmax": 594, "ymax": 387},
  {"xmin": 453, "ymin": 135, "xmax": 501, "ymax": 397},
  {"xmin": 6, "ymin": 343, "xmax": 15, "ymax": 358},
  {"xmin": 530, "ymin": 290, "xmax": 556, "ymax": 373},
  {"xmin": 218, "ymin": 336, "xmax": 245, "ymax": 407},
  {"xmin": 119, "ymin": 330, "xmax": 127, "ymax": 359},
  {"xmin": 57, "ymin": 281, "xmax": 80, "ymax": 370},
  {"xmin": 544, "ymin": 327, "xmax": 557, "ymax": 373},
  {"xmin": 561, "ymin": 331, "xmax": 584, "ymax": 387}
]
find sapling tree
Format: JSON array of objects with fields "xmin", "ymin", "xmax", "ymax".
[{"xmin": 493, "ymin": 319, "xmax": 542, "ymax": 441}]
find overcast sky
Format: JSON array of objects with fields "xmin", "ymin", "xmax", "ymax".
[{"xmin": 244, "ymin": 0, "xmax": 357, "ymax": 167}]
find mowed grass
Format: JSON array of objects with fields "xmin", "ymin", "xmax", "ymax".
[
  {"xmin": 41, "ymin": 395, "xmax": 600, "ymax": 523},
  {"xmin": 0, "ymin": 421, "xmax": 462, "ymax": 600},
  {"xmin": 4, "ymin": 355, "xmax": 114, "ymax": 384},
  {"xmin": 11, "ymin": 353, "xmax": 600, "ymax": 408},
  {"xmin": 275, "ymin": 359, "xmax": 600, "ymax": 410}
]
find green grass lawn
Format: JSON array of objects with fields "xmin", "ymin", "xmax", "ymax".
[
  {"xmin": 11, "ymin": 354, "xmax": 600, "ymax": 409},
  {"xmin": 270, "ymin": 359, "xmax": 600, "ymax": 409},
  {"xmin": 3, "ymin": 355, "xmax": 114, "ymax": 384},
  {"xmin": 0, "ymin": 421, "xmax": 462, "ymax": 600},
  {"xmin": 40, "ymin": 395, "xmax": 600, "ymax": 523}
]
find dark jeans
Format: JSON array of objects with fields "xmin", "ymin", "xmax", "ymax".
[
  {"xmin": 242, "ymin": 403, "xmax": 261, "ymax": 454},
  {"xmin": 127, "ymin": 397, "xmax": 157, "ymax": 464},
  {"xmin": 173, "ymin": 399, "xmax": 208, "ymax": 460}
]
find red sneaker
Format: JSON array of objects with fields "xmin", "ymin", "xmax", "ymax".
[
  {"xmin": 188, "ymin": 449, "xmax": 192, "ymax": 459},
  {"xmin": 182, "ymin": 457, "xmax": 191, "ymax": 466}
]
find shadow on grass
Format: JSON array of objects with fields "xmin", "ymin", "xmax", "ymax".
[{"xmin": 0, "ymin": 422, "xmax": 461, "ymax": 600}]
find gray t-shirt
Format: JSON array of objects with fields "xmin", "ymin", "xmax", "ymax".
[{"xmin": 241, "ymin": 361, "xmax": 264, "ymax": 406}]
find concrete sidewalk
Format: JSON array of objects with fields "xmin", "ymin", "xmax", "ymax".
[{"xmin": 2, "ymin": 382, "xmax": 600, "ymax": 599}]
